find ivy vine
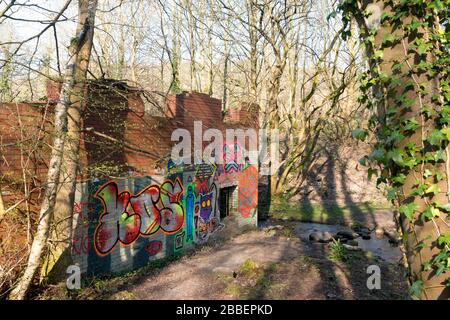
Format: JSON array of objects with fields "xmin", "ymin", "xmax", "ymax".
[{"xmin": 337, "ymin": 0, "xmax": 450, "ymax": 299}]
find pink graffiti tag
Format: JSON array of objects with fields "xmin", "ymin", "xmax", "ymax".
[
  {"xmin": 93, "ymin": 178, "xmax": 184, "ymax": 256},
  {"xmin": 223, "ymin": 142, "xmax": 243, "ymax": 173},
  {"xmin": 71, "ymin": 234, "xmax": 91, "ymax": 255},
  {"xmin": 145, "ymin": 240, "xmax": 163, "ymax": 256}
]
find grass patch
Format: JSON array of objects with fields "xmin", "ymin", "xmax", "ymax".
[
  {"xmin": 239, "ymin": 259, "xmax": 259, "ymax": 276},
  {"xmin": 328, "ymin": 239, "xmax": 349, "ymax": 262},
  {"xmin": 221, "ymin": 260, "xmax": 286, "ymax": 299},
  {"xmin": 266, "ymin": 196, "xmax": 391, "ymax": 226}
]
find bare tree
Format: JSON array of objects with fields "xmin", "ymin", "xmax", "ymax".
[{"xmin": 9, "ymin": 0, "xmax": 98, "ymax": 299}]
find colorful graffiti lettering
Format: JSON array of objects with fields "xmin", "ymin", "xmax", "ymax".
[
  {"xmin": 93, "ymin": 178, "xmax": 184, "ymax": 256},
  {"xmin": 145, "ymin": 240, "xmax": 163, "ymax": 256},
  {"xmin": 237, "ymin": 165, "xmax": 258, "ymax": 218}
]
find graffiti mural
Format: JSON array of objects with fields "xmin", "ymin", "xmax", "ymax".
[
  {"xmin": 184, "ymin": 184, "xmax": 196, "ymax": 243},
  {"xmin": 196, "ymin": 183, "xmax": 223, "ymax": 243},
  {"xmin": 93, "ymin": 177, "xmax": 184, "ymax": 256},
  {"xmin": 223, "ymin": 142, "xmax": 243, "ymax": 173},
  {"xmin": 71, "ymin": 153, "xmax": 257, "ymax": 275},
  {"xmin": 237, "ymin": 165, "xmax": 258, "ymax": 219}
]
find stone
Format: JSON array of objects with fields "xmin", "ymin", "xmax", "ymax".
[
  {"xmin": 388, "ymin": 238, "xmax": 400, "ymax": 246},
  {"xmin": 267, "ymin": 225, "xmax": 284, "ymax": 230},
  {"xmin": 356, "ymin": 227, "xmax": 371, "ymax": 236},
  {"xmin": 336, "ymin": 230, "xmax": 359, "ymax": 240},
  {"xmin": 309, "ymin": 231, "xmax": 333, "ymax": 243},
  {"xmin": 361, "ymin": 234, "xmax": 371, "ymax": 240},
  {"xmin": 375, "ymin": 228, "xmax": 384, "ymax": 238},
  {"xmin": 347, "ymin": 240, "xmax": 359, "ymax": 247},
  {"xmin": 343, "ymin": 244, "xmax": 362, "ymax": 251}
]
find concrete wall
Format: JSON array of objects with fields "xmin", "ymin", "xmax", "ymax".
[{"xmin": 71, "ymin": 163, "xmax": 258, "ymax": 276}]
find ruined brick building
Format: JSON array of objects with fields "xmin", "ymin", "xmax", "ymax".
[{"xmin": 0, "ymin": 80, "xmax": 259, "ymax": 276}]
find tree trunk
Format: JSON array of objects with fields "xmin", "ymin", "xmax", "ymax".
[
  {"xmin": 353, "ymin": 0, "xmax": 450, "ymax": 299},
  {"xmin": 170, "ymin": 2, "xmax": 181, "ymax": 93},
  {"xmin": 9, "ymin": 0, "xmax": 98, "ymax": 299},
  {"xmin": 0, "ymin": 183, "xmax": 5, "ymax": 221},
  {"xmin": 186, "ymin": 0, "xmax": 197, "ymax": 92},
  {"xmin": 42, "ymin": 0, "xmax": 98, "ymax": 282},
  {"xmin": 247, "ymin": 0, "xmax": 258, "ymax": 103}
]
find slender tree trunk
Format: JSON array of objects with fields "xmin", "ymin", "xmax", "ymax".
[
  {"xmin": 247, "ymin": 0, "xmax": 258, "ymax": 103},
  {"xmin": 42, "ymin": 0, "xmax": 98, "ymax": 282},
  {"xmin": 170, "ymin": 2, "xmax": 181, "ymax": 93},
  {"xmin": 354, "ymin": 0, "xmax": 450, "ymax": 299},
  {"xmin": 186, "ymin": 0, "xmax": 197, "ymax": 92},
  {"xmin": 222, "ymin": 51, "xmax": 229, "ymax": 111},
  {"xmin": 0, "ymin": 183, "xmax": 5, "ymax": 221},
  {"xmin": 9, "ymin": 0, "xmax": 98, "ymax": 299}
]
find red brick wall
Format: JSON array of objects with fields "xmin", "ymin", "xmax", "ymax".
[
  {"xmin": 0, "ymin": 85, "xmax": 260, "ymax": 184},
  {"xmin": 0, "ymin": 102, "xmax": 52, "ymax": 200}
]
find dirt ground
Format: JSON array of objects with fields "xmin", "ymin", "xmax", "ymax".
[{"xmin": 104, "ymin": 220, "xmax": 409, "ymax": 300}]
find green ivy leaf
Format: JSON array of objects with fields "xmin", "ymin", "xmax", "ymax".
[
  {"xmin": 387, "ymin": 187, "xmax": 398, "ymax": 201},
  {"xmin": 437, "ymin": 233, "xmax": 450, "ymax": 246},
  {"xmin": 425, "ymin": 184, "xmax": 440, "ymax": 195},
  {"xmin": 433, "ymin": 149, "xmax": 447, "ymax": 162},
  {"xmin": 409, "ymin": 280, "xmax": 423, "ymax": 299},
  {"xmin": 441, "ymin": 127, "xmax": 450, "ymax": 141},
  {"xmin": 392, "ymin": 173, "xmax": 406, "ymax": 185},
  {"xmin": 368, "ymin": 148, "xmax": 385, "ymax": 161},
  {"xmin": 421, "ymin": 205, "xmax": 440, "ymax": 221},
  {"xmin": 423, "ymin": 169, "xmax": 433, "ymax": 178},
  {"xmin": 373, "ymin": 50, "xmax": 384, "ymax": 60},
  {"xmin": 403, "ymin": 118, "xmax": 419, "ymax": 132},
  {"xmin": 427, "ymin": 129, "xmax": 445, "ymax": 145},
  {"xmin": 386, "ymin": 130, "xmax": 404, "ymax": 144},
  {"xmin": 399, "ymin": 203, "xmax": 418, "ymax": 220},
  {"xmin": 382, "ymin": 34, "xmax": 396, "ymax": 46},
  {"xmin": 435, "ymin": 202, "xmax": 450, "ymax": 212},
  {"xmin": 387, "ymin": 149, "xmax": 403, "ymax": 165}
]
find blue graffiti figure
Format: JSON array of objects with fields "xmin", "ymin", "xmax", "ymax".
[{"xmin": 185, "ymin": 185, "xmax": 195, "ymax": 242}]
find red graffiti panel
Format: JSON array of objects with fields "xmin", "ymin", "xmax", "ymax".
[{"xmin": 238, "ymin": 165, "xmax": 258, "ymax": 219}]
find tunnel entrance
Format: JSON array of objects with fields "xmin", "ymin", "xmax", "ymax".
[{"xmin": 219, "ymin": 186, "xmax": 237, "ymax": 219}]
